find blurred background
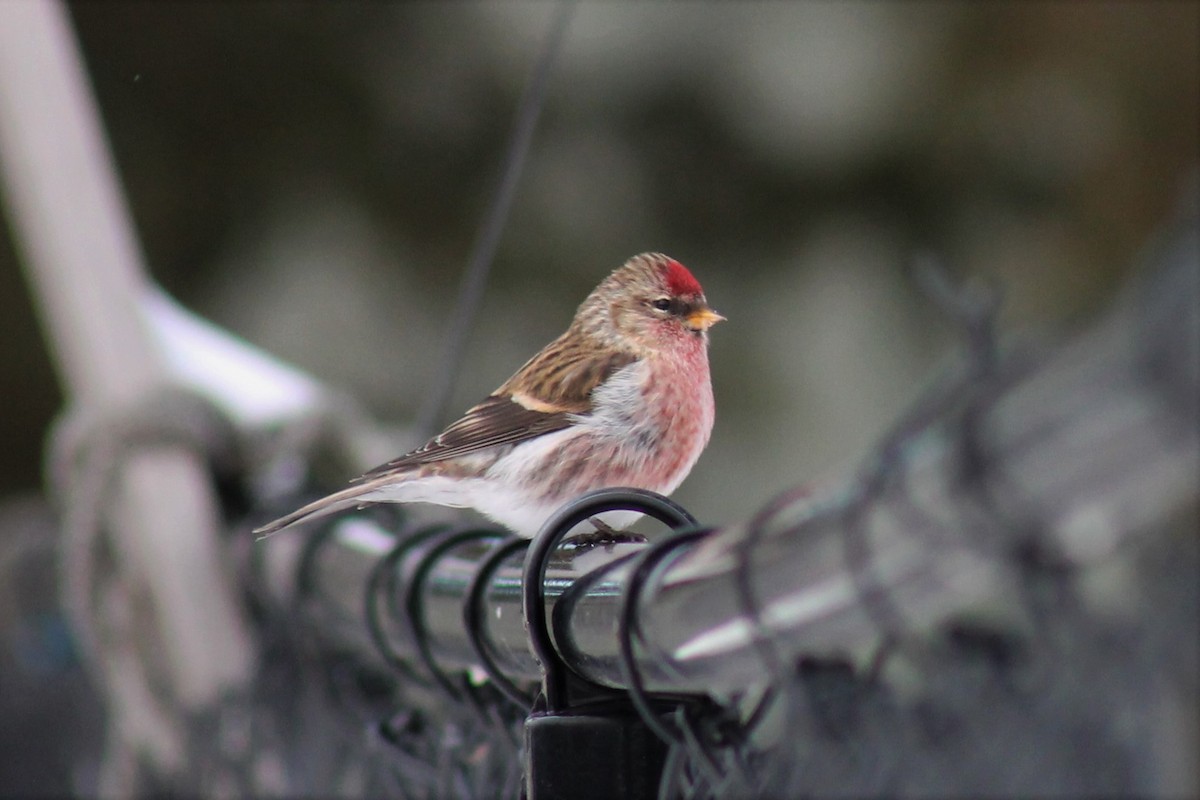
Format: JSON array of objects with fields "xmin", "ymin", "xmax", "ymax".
[
  {"xmin": 1, "ymin": 1, "xmax": 1195, "ymax": 518},
  {"xmin": 0, "ymin": 1, "xmax": 1196, "ymax": 794}
]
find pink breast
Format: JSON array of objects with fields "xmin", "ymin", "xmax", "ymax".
[
  {"xmin": 644, "ymin": 350, "xmax": 714, "ymax": 491},
  {"xmin": 527, "ymin": 344, "xmax": 715, "ymax": 504}
]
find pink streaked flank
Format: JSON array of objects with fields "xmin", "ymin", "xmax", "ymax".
[
  {"xmin": 530, "ymin": 344, "xmax": 714, "ymax": 509},
  {"xmin": 663, "ymin": 258, "xmax": 703, "ymax": 296}
]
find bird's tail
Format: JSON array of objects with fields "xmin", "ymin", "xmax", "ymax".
[{"xmin": 253, "ymin": 482, "xmax": 384, "ymax": 539}]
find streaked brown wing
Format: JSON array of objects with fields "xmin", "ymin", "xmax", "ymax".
[
  {"xmin": 355, "ymin": 334, "xmax": 638, "ymax": 479},
  {"xmin": 497, "ymin": 332, "xmax": 638, "ymax": 412},
  {"xmin": 354, "ymin": 395, "xmax": 572, "ymax": 478}
]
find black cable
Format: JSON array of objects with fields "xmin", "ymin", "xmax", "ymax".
[
  {"xmin": 364, "ymin": 523, "xmax": 451, "ymax": 686},
  {"xmin": 463, "ymin": 536, "xmax": 536, "ymax": 708},
  {"xmin": 403, "ymin": 527, "xmax": 505, "ymax": 701},
  {"xmin": 416, "ymin": 1, "xmax": 577, "ymax": 436},
  {"xmin": 732, "ymin": 484, "xmax": 817, "ymax": 683},
  {"xmin": 615, "ymin": 528, "xmax": 711, "ymax": 747},
  {"xmin": 614, "ymin": 524, "xmax": 756, "ymax": 794}
]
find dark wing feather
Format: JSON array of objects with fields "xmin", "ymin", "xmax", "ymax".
[
  {"xmin": 496, "ymin": 333, "xmax": 638, "ymax": 412},
  {"xmin": 355, "ymin": 334, "xmax": 638, "ymax": 480},
  {"xmin": 354, "ymin": 395, "xmax": 571, "ymax": 478}
]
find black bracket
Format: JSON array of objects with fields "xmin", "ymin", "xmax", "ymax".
[{"xmin": 520, "ymin": 488, "xmax": 698, "ymax": 800}]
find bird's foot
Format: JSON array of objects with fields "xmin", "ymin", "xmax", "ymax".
[{"xmin": 565, "ymin": 518, "xmax": 647, "ymax": 550}]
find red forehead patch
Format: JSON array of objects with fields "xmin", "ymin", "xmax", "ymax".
[{"xmin": 663, "ymin": 258, "xmax": 703, "ymax": 296}]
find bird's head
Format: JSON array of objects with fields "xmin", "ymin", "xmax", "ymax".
[{"xmin": 575, "ymin": 253, "xmax": 724, "ymax": 351}]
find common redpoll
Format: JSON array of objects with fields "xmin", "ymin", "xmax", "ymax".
[{"xmin": 254, "ymin": 253, "xmax": 723, "ymax": 538}]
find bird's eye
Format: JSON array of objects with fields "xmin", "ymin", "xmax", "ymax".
[{"xmin": 651, "ymin": 298, "xmax": 672, "ymax": 311}]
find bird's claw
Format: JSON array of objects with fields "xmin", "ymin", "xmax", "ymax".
[{"xmin": 565, "ymin": 517, "xmax": 647, "ymax": 550}]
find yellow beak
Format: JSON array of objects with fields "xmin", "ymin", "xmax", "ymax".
[{"xmin": 685, "ymin": 307, "xmax": 726, "ymax": 331}]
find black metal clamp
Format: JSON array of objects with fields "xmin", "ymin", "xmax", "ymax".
[{"xmin": 520, "ymin": 488, "xmax": 699, "ymax": 800}]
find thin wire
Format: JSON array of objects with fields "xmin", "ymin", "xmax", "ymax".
[
  {"xmin": 616, "ymin": 528, "xmax": 712, "ymax": 747},
  {"xmin": 403, "ymin": 528, "xmax": 504, "ymax": 701},
  {"xmin": 365, "ymin": 527, "xmax": 440, "ymax": 688},
  {"xmin": 417, "ymin": 1, "xmax": 577, "ymax": 437},
  {"xmin": 463, "ymin": 536, "xmax": 536, "ymax": 708}
]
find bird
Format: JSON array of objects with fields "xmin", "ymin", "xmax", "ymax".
[{"xmin": 254, "ymin": 252, "xmax": 723, "ymax": 539}]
